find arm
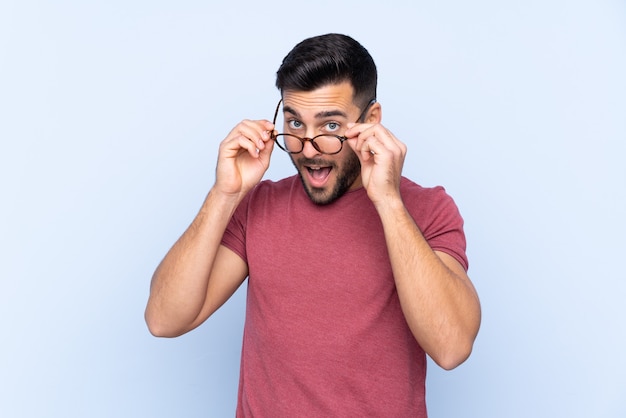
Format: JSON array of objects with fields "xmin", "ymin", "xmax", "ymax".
[
  {"xmin": 346, "ymin": 118, "xmax": 481, "ymax": 370},
  {"xmin": 145, "ymin": 119, "xmax": 275, "ymax": 337},
  {"xmin": 376, "ymin": 200, "xmax": 480, "ymax": 370}
]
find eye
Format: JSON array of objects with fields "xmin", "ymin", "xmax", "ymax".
[
  {"xmin": 325, "ymin": 122, "xmax": 340, "ymax": 132},
  {"xmin": 287, "ymin": 119, "xmax": 303, "ymax": 130}
]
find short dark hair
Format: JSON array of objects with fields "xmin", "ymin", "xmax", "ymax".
[{"xmin": 275, "ymin": 33, "xmax": 377, "ymax": 108}]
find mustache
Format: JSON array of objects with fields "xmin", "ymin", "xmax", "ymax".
[{"xmin": 295, "ymin": 157, "xmax": 336, "ymax": 167}]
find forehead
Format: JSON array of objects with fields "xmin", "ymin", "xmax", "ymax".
[{"xmin": 281, "ymin": 82, "xmax": 357, "ymax": 116}]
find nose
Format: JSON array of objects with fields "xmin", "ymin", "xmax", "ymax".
[{"xmin": 301, "ymin": 137, "xmax": 321, "ymax": 158}]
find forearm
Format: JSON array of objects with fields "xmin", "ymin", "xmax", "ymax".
[
  {"xmin": 377, "ymin": 198, "xmax": 481, "ymax": 370},
  {"xmin": 145, "ymin": 188, "xmax": 241, "ymax": 337}
]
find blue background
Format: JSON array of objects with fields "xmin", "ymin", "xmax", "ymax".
[{"xmin": 1, "ymin": 1, "xmax": 625, "ymax": 417}]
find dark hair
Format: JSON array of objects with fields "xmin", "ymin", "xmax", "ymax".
[{"xmin": 275, "ymin": 33, "xmax": 377, "ymax": 108}]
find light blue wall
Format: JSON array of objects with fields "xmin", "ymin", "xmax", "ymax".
[{"xmin": 1, "ymin": 1, "xmax": 624, "ymax": 417}]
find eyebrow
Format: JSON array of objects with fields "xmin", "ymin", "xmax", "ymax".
[{"xmin": 283, "ymin": 105, "xmax": 349, "ymax": 120}]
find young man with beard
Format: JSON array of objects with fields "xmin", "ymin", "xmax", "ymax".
[{"xmin": 145, "ymin": 33, "xmax": 481, "ymax": 417}]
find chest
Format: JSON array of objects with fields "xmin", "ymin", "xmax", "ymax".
[{"xmin": 244, "ymin": 193, "xmax": 395, "ymax": 307}]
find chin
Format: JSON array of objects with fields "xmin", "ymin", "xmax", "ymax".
[
  {"xmin": 294, "ymin": 152, "xmax": 361, "ymax": 205},
  {"xmin": 299, "ymin": 171, "xmax": 358, "ymax": 206},
  {"xmin": 305, "ymin": 186, "xmax": 337, "ymax": 206}
]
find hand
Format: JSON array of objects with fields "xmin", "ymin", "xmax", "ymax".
[
  {"xmin": 345, "ymin": 122, "xmax": 407, "ymax": 207},
  {"xmin": 214, "ymin": 119, "xmax": 275, "ymax": 199}
]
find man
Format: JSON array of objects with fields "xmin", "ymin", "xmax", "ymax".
[{"xmin": 145, "ymin": 33, "xmax": 481, "ymax": 416}]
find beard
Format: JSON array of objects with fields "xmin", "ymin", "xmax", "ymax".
[{"xmin": 292, "ymin": 152, "xmax": 361, "ymax": 206}]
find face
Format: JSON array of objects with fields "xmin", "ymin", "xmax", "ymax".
[{"xmin": 280, "ymin": 82, "xmax": 364, "ymax": 205}]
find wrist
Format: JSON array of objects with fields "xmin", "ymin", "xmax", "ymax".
[
  {"xmin": 372, "ymin": 191, "xmax": 404, "ymax": 214},
  {"xmin": 204, "ymin": 187, "xmax": 245, "ymax": 216}
]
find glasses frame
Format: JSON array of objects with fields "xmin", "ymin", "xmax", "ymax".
[{"xmin": 270, "ymin": 98, "xmax": 377, "ymax": 155}]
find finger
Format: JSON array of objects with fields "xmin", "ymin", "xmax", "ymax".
[
  {"xmin": 236, "ymin": 119, "xmax": 275, "ymax": 149},
  {"xmin": 362, "ymin": 131, "xmax": 387, "ymax": 155},
  {"xmin": 346, "ymin": 136, "xmax": 374, "ymax": 163},
  {"xmin": 345, "ymin": 122, "xmax": 370, "ymax": 139},
  {"xmin": 349, "ymin": 126, "xmax": 384, "ymax": 156},
  {"xmin": 257, "ymin": 135, "xmax": 275, "ymax": 161},
  {"xmin": 225, "ymin": 120, "xmax": 274, "ymax": 157},
  {"xmin": 357, "ymin": 125, "xmax": 405, "ymax": 158}
]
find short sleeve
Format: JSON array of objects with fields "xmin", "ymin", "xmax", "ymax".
[
  {"xmin": 221, "ymin": 190, "xmax": 252, "ymax": 263},
  {"xmin": 402, "ymin": 182, "xmax": 468, "ymax": 271}
]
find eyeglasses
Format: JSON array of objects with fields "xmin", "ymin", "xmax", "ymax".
[{"xmin": 271, "ymin": 98, "xmax": 376, "ymax": 155}]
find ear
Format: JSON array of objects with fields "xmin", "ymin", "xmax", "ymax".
[{"xmin": 366, "ymin": 102, "xmax": 382, "ymax": 124}]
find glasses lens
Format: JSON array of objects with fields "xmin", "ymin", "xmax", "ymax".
[
  {"xmin": 275, "ymin": 134, "xmax": 343, "ymax": 154},
  {"xmin": 276, "ymin": 134, "xmax": 303, "ymax": 153},
  {"xmin": 313, "ymin": 135, "xmax": 343, "ymax": 154}
]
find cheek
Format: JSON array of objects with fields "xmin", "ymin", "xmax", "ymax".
[
  {"xmin": 339, "ymin": 150, "xmax": 361, "ymax": 174},
  {"xmin": 337, "ymin": 146, "xmax": 359, "ymax": 166}
]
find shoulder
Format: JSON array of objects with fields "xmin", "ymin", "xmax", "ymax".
[
  {"xmin": 399, "ymin": 177, "xmax": 456, "ymax": 208},
  {"xmin": 253, "ymin": 175, "xmax": 298, "ymax": 194},
  {"xmin": 237, "ymin": 175, "xmax": 302, "ymax": 214},
  {"xmin": 225, "ymin": 176, "xmax": 300, "ymax": 250},
  {"xmin": 400, "ymin": 177, "xmax": 468, "ymax": 269},
  {"xmin": 247, "ymin": 175, "xmax": 299, "ymax": 203},
  {"xmin": 399, "ymin": 177, "xmax": 464, "ymax": 233}
]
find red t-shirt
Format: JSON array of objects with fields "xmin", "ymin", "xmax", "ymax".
[{"xmin": 222, "ymin": 175, "xmax": 467, "ymax": 417}]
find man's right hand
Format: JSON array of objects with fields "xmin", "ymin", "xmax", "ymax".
[
  {"xmin": 214, "ymin": 119, "xmax": 275, "ymax": 200},
  {"xmin": 145, "ymin": 119, "xmax": 274, "ymax": 337}
]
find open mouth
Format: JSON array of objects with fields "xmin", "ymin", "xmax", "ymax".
[{"xmin": 305, "ymin": 165, "xmax": 332, "ymax": 188}]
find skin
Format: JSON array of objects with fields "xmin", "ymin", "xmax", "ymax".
[
  {"xmin": 280, "ymin": 84, "xmax": 363, "ymax": 205},
  {"xmin": 145, "ymin": 81, "xmax": 481, "ymax": 370}
]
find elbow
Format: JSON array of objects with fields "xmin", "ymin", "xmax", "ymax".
[
  {"xmin": 144, "ymin": 308, "xmax": 185, "ymax": 338},
  {"xmin": 145, "ymin": 316, "xmax": 171, "ymax": 338},
  {"xmin": 146, "ymin": 323, "xmax": 177, "ymax": 339},
  {"xmin": 428, "ymin": 330, "xmax": 478, "ymax": 371},
  {"xmin": 431, "ymin": 342, "xmax": 474, "ymax": 371},
  {"xmin": 144, "ymin": 295, "xmax": 210, "ymax": 338},
  {"xmin": 434, "ymin": 305, "xmax": 482, "ymax": 370}
]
